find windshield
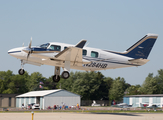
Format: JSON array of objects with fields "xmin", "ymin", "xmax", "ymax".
[{"xmin": 40, "ymin": 43, "xmax": 50, "ymax": 49}]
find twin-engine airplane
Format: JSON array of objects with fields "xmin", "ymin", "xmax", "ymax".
[{"xmin": 8, "ymin": 33, "xmax": 158, "ymax": 82}]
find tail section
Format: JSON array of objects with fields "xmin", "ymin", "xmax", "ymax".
[{"xmin": 124, "ymin": 34, "xmax": 158, "ymax": 59}]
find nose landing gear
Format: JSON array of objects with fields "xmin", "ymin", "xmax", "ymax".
[
  {"xmin": 18, "ymin": 69, "xmax": 25, "ymax": 75},
  {"xmin": 18, "ymin": 60, "xmax": 25, "ymax": 75}
]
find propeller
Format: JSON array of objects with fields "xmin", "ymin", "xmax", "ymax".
[{"xmin": 23, "ymin": 37, "xmax": 33, "ymax": 60}]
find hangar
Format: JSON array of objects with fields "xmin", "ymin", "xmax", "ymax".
[
  {"xmin": 16, "ymin": 89, "xmax": 80, "ymax": 109},
  {"xmin": 123, "ymin": 94, "xmax": 163, "ymax": 107}
]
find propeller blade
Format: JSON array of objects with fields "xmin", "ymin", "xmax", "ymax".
[
  {"xmin": 25, "ymin": 37, "xmax": 33, "ymax": 59},
  {"xmin": 28, "ymin": 37, "xmax": 32, "ymax": 48},
  {"xmin": 27, "ymin": 51, "xmax": 30, "ymax": 59}
]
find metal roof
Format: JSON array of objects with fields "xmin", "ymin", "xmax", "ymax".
[
  {"xmin": 16, "ymin": 89, "xmax": 62, "ymax": 97},
  {"xmin": 124, "ymin": 94, "xmax": 163, "ymax": 97}
]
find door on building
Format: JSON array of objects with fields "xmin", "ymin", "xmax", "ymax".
[{"xmin": 36, "ymin": 97, "xmax": 40, "ymax": 104}]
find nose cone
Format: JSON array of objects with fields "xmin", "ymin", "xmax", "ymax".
[
  {"xmin": 8, "ymin": 48, "xmax": 21, "ymax": 55},
  {"xmin": 8, "ymin": 47, "xmax": 25, "ymax": 59}
]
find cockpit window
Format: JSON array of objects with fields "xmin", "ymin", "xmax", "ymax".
[
  {"xmin": 40, "ymin": 43, "xmax": 50, "ymax": 49},
  {"xmin": 49, "ymin": 45, "xmax": 61, "ymax": 51}
]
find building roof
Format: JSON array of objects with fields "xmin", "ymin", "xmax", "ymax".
[
  {"xmin": 16, "ymin": 89, "xmax": 61, "ymax": 97},
  {"xmin": 125, "ymin": 94, "xmax": 163, "ymax": 97}
]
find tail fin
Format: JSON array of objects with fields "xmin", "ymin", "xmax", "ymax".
[{"xmin": 124, "ymin": 34, "xmax": 158, "ymax": 59}]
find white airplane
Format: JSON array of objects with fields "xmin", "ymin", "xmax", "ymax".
[
  {"xmin": 112, "ymin": 103, "xmax": 133, "ymax": 108},
  {"xmin": 8, "ymin": 33, "xmax": 158, "ymax": 82}
]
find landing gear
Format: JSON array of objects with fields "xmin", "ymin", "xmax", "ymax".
[
  {"xmin": 52, "ymin": 75, "xmax": 60, "ymax": 82},
  {"xmin": 52, "ymin": 66, "xmax": 70, "ymax": 82},
  {"xmin": 18, "ymin": 69, "xmax": 25, "ymax": 75},
  {"xmin": 53, "ymin": 66, "xmax": 61, "ymax": 82},
  {"xmin": 18, "ymin": 60, "xmax": 25, "ymax": 75},
  {"xmin": 61, "ymin": 71, "xmax": 70, "ymax": 79}
]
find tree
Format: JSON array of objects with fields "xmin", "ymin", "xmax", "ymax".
[
  {"xmin": 155, "ymin": 69, "xmax": 163, "ymax": 93},
  {"xmin": 109, "ymin": 77, "xmax": 126, "ymax": 101},
  {"xmin": 72, "ymin": 71, "xmax": 103, "ymax": 100},
  {"xmin": 27, "ymin": 72, "xmax": 46, "ymax": 91},
  {"xmin": 57, "ymin": 71, "xmax": 112, "ymax": 100},
  {"xmin": 0, "ymin": 70, "xmax": 15, "ymax": 94},
  {"xmin": 125, "ymin": 85, "xmax": 141, "ymax": 95},
  {"xmin": 139, "ymin": 73, "xmax": 159, "ymax": 94}
]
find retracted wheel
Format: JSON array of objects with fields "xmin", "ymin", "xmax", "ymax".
[
  {"xmin": 53, "ymin": 75, "xmax": 60, "ymax": 82},
  {"xmin": 18, "ymin": 69, "xmax": 25, "ymax": 75},
  {"xmin": 61, "ymin": 71, "xmax": 70, "ymax": 79}
]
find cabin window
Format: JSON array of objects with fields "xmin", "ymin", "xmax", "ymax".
[
  {"xmin": 91, "ymin": 51, "xmax": 98, "ymax": 58},
  {"xmin": 64, "ymin": 47, "xmax": 67, "ymax": 49},
  {"xmin": 49, "ymin": 45, "xmax": 61, "ymax": 51},
  {"xmin": 83, "ymin": 49, "xmax": 87, "ymax": 56}
]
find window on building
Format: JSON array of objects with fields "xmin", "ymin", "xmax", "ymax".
[
  {"xmin": 83, "ymin": 49, "xmax": 87, "ymax": 56},
  {"xmin": 91, "ymin": 51, "xmax": 98, "ymax": 58}
]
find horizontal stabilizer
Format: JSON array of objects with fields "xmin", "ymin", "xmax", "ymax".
[{"xmin": 128, "ymin": 58, "xmax": 149, "ymax": 65}]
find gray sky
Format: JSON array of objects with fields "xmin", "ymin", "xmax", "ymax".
[{"xmin": 1, "ymin": 0, "xmax": 163, "ymax": 85}]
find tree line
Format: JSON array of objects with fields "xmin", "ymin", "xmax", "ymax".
[{"xmin": 1, "ymin": 69, "xmax": 163, "ymax": 101}]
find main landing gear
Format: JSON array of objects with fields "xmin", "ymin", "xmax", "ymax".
[{"xmin": 52, "ymin": 66, "xmax": 70, "ymax": 82}]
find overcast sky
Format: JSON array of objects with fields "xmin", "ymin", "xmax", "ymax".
[{"xmin": 1, "ymin": 0, "xmax": 163, "ymax": 85}]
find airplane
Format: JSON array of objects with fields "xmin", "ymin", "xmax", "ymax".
[
  {"xmin": 112, "ymin": 103, "xmax": 133, "ymax": 108},
  {"xmin": 140, "ymin": 103, "xmax": 159, "ymax": 111},
  {"xmin": 8, "ymin": 33, "xmax": 158, "ymax": 82}
]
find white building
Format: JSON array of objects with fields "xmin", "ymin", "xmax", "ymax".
[
  {"xmin": 123, "ymin": 94, "xmax": 163, "ymax": 107},
  {"xmin": 16, "ymin": 89, "xmax": 80, "ymax": 109}
]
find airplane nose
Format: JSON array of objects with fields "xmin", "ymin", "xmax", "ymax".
[
  {"xmin": 8, "ymin": 48, "xmax": 19, "ymax": 54},
  {"xmin": 8, "ymin": 47, "xmax": 23, "ymax": 57},
  {"xmin": 8, "ymin": 49, "xmax": 14, "ymax": 54}
]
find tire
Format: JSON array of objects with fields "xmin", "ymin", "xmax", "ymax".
[
  {"xmin": 18, "ymin": 69, "xmax": 25, "ymax": 75},
  {"xmin": 61, "ymin": 71, "xmax": 70, "ymax": 79},
  {"xmin": 52, "ymin": 75, "xmax": 60, "ymax": 82}
]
